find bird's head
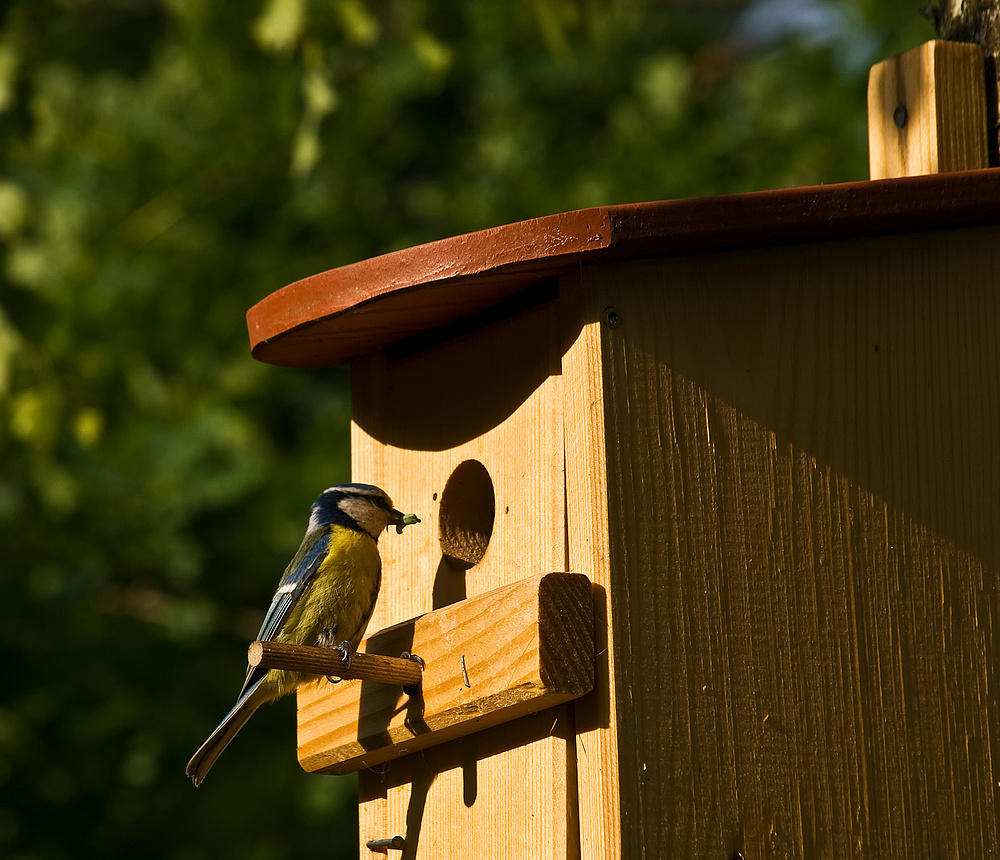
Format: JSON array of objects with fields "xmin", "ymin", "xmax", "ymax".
[{"xmin": 309, "ymin": 484, "xmax": 419, "ymax": 541}]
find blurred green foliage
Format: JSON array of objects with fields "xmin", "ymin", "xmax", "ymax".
[{"xmin": 0, "ymin": 0, "xmax": 932, "ymax": 857}]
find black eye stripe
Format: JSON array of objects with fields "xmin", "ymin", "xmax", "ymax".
[{"xmin": 338, "ymin": 490, "xmax": 390, "ymax": 508}]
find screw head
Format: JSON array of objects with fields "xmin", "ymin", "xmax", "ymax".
[
  {"xmin": 893, "ymin": 104, "xmax": 908, "ymax": 128},
  {"xmin": 602, "ymin": 307, "xmax": 622, "ymax": 329}
]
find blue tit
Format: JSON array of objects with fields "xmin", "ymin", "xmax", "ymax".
[{"xmin": 186, "ymin": 483, "xmax": 419, "ymax": 786}]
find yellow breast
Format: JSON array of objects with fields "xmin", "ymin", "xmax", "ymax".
[{"xmin": 277, "ymin": 527, "xmax": 382, "ymax": 651}]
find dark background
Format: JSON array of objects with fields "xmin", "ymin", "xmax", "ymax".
[{"xmin": 0, "ymin": 1, "xmax": 933, "ymax": 857}]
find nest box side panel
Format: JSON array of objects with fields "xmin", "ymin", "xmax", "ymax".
[
  {"xmin": 341, "ymin": 299, "xmax": 577, "ymax": 857},
  {"xmin": 584, "ymin": 225, "xmax": 1000, "ymax": 858}
]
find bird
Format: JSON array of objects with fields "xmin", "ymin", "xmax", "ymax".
[{"xmin": 186, "ymin": 483, "xmax": 419, "ymax": 786}]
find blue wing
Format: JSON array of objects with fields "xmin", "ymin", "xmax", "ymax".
[
  {"xmin": 255, "ymin": 527, "xmax": 332, "ymax": 643},
  {"xmin": 235, "ymin": 527, "xmax": 331, "ymax": 700}
]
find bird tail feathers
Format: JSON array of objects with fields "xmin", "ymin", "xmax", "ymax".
[{"xmin": 185, "ymin": 679, "xmax": 271, "ymax": 787}]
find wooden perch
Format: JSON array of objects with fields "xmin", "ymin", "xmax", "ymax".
[
  {"xmin": 296, "ymin": 571, "xmax": 594, "ymax": 775},
  {"xmin": 247, "ymin": 640, "xmax": 423, "ymax": 687}
]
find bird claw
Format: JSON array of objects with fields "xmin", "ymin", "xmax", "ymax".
[
  {"xmin": 334, "ymin": 640, "xmax": 354, "ymax": 670},
  {"xmin": 400, "ymin": 651, "xmax": 424, "ymax": 669},
  {"xmin": 399, "ymin": 651, "xmax": 424, "ymax": 697},
  {"xmin": 324, "ymin": 641, "xmax": 354, "ymax": 684}
]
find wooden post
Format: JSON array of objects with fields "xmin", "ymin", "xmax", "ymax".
[{"xmin": 868, "ymin": 40, "xmax": 988, "ymax": 179}]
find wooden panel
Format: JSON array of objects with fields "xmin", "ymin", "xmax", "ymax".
[
  {"xmin": 340, "ymin": 299, "xmax": 577, "ymax": 857},
  {"xmin": 585, "ymin": 225, "xmax": 1000, "ymax": 857},
  {"xmin": 296, "ymin": 572, "xmax": 593, "ymax": 774},
  {"xmin": 868, "ymin": 40, "xmax": 988, "ymax": 179},
  {"xmin": 358, "ymin": 706, "xmax": 578, "ymax": 858}
]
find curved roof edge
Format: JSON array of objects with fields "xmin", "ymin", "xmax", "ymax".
[{"xmin": 247, "ymin": 169, "xmax": 1000, "ymax": 367}]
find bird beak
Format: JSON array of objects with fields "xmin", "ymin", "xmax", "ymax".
[{"xmin": 390, "ymin": 509, "xmax": 421, "ymax": 534}]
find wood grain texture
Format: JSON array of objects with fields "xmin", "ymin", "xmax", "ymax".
[
  {"xmin": 339, "ymin": 300, "xmax": 579, "ymax": 858},
  {"xmin": 869, "ymin": 40, "xmax": 988, "ymax": 179},
  {"xmin": 296, "ymin": 572, "xmax": 593, "ymax": 775},
  {"xmin": 587, "ymin": 224, "xmax": 1000, "ymax": 857},
  {"xmin": 358, "ymin": 706, "xmax": 578, "ymax": 858}
]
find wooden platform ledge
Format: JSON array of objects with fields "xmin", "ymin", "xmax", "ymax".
[{"xmin": 295, "ymin": 571, "xmax": 594, "ymax": 775}]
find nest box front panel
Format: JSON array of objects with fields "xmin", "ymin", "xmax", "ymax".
[
  {"xmin": 312, "ymin": 297, "xmax": 578, "ymax": 856},
  {"xmin": 581, "ymin": 225, "xmax": 1000, "ymax": 857},
  {"xmin": 350, "ymin": 295, "xmax": 566, "ymax": 623}
]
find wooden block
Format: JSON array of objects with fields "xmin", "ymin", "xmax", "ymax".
[
  {"xmin": 868, "ymin": 40, "xmax": 988, "ymax": 179},
  {"xmin": 296, "ymin": 572, "xmax": 593, "ymax": 775}
]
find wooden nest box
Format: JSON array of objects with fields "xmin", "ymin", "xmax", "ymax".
[{"xmin": 246, "ymin": 41, "xmax": 1000, "ymax": 859}]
